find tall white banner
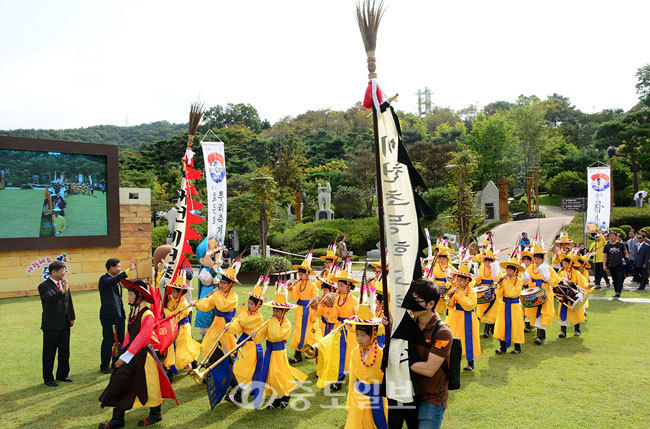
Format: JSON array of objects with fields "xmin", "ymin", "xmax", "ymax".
[
  {"xmin": 202, "ymin": 142, "xmax": 227, "ymax": 246},
  {"xmin": 377, "ymin": 107, "xmax": 418, "ymax": 403},
  {"xmin": 586, "ymin": 166, "xmax": 611, "ymax": 233}
]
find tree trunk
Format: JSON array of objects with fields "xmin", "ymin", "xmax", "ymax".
[
  {"xmin": 294, "ymin": 191, "xmax": 302, "ymax": 222},
  {"xmin": 498, "ymin": 178, "xmax": 509, "ymax": 222}
]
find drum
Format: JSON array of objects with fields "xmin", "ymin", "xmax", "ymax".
[
  {"xmin": 520, "ymin": 286, "xmax": 547, "ymax": 308},
  {"xmin": 475, "ymin": 286, "xmax": 495, "ymax": 304}
]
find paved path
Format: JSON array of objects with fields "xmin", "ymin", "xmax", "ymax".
[{"xmin": 484, "ymin": 205, "xmax": 577, "ymax": 264}]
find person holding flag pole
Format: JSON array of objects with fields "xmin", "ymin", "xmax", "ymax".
[{"xmin": 355, "ymin": 1, "xmax": 437, "ymax": 427}]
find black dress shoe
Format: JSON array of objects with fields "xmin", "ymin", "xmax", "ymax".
[
  {"xmin": 57, "ymin": 377, "xmax": 73, "ymax": 382},
  {"xmin": 100, "ymin": 367, "xmax": 112, "ymax": 374},
  {"xmin": 44, "ymin": 380, "xmax": 58, "ymax": 387}
]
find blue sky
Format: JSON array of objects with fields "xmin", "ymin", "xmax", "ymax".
[{"xmin": 1, "ymin": 0, "xmax": 648, "ymax": 129}]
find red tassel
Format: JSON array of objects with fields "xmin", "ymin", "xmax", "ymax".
[
  {"xmin": 187, "ymin": 212, "xmax": 204, "ymax": 225},
  {"xmin": 187, "ymin": 198, "xmax": 204, "ymax": 210},
  {"xmin": 185, "ymin": 227, "xmax": 202, "ymax": 241},
  {"xmin": 186, "ymin": 168, "xmax": 202, "ymax": 180},
  {"xmin": 362, "ymin": 80, "xmax": 383, "ymax": 109}
]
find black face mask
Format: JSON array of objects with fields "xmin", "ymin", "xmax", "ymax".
[{"xmin": 401, "ymin": 292, "xmax": 429, "ymax": 312}]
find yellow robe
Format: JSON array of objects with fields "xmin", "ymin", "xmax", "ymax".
[
  {"xmin": 333, "ymin": 293, "xmax": 359, "ymax": 373},
  {"xmin": 494, "ymin": 275, "xmax": 525, "ymax": 345},
  {"xmin": 195, "ymin": 289, "xmax": 239, "ymax": 356},
  {"xmin": 345, "ymin": 343, "xmax": 388, "ymax": 429},
  {"xmin": 432, "ymin": 263, "xmax": 450, "ymax": 315},
  {"xmin": 557, "ymin": 268, "xmax": 588, "ymax": 325},
  {"xmin": 524, "ymin": 264, "xmax": 558, "ymax": 328},
  {"xmin": 289, "ymin": 279, "xmax": 318, "ymax": 351},
  {"xmin": 313, "ymin": 302, "xmax": 337, "ymax": 377},
  {"xmin": 576, "ymin": 266, "xmax": 594, "ymax": 310},
  {"xmin": 254, "ymin": 316, "xmax": 307, "ymax": 397},
  {"xmin": 476, "ymin": 263, "xmax": 500, "ymax": 324},
  {"xmin": 447, "ymin": 283, "xmax": 481, "ymax": 362},
  {"xmin": 163, "ymin": 295, "xmax": 201, "ymax": 370},
  {"xmin": 228, "ymin": 310, "xmax": 264, "ymax": 385}
]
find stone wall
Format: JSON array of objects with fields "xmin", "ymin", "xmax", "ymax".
[{"xmin": 0, "ymin": 188, "xmax": 152, "ymax": 299}]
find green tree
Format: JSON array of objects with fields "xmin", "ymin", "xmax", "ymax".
[
  {"xmin": 444, "ymin": 149, "xmax": 484, "ymax": 245},
  {"xmin": 342, "ymin": 147, "xmax": 375, "ymax": 216},
  {"xmin": 464, "ymin": 112, "xmax": 517, "ymax": 189},
  {"xmin": 635, "ymin": 64, "xmax": 650, "ymax": 108},
  {"xmin": 203, "ymin": 103, "xmax": 268, "ymax": 133},
  {"xmin": 508, "ymin": 101, "xmax": 547, "ymax": 178}
]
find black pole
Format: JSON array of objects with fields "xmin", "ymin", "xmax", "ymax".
[{"xmin": 372, "ymin": 105, "xmax": 390, "ymax": 345}]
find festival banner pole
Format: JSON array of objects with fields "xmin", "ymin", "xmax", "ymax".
[{"xmin": 356, "ymin": 0, "xmax": 390, "ymax": 340}]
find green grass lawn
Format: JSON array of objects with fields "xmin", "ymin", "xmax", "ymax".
[
  {"xmin": 0, "ymin": 189, "xmax": 107, "ymax": 238},
  {"xmin": 1, "ymin": 283, "xmax": 649, "ymax": 428},
  {"xmin": 539, "ymin": 194, "xmax": 563, "ymax": 207}
]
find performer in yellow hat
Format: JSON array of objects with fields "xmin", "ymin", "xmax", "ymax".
[
  {"xmin": 316, "ymin": 243, "xmax": 341, "ymax": 289},
  {"xmin": 519, "ymin": 247, "xmax": 534, "ymax": 333},
  {"xmin": 162, "ymin": 268, "xmax": 201, "ymax": 379},
  {"xmin": 446, "ymin": 255, "xmax": 481, "ymax": 370},
  {"xmin": 309, "ymin": 271, "xmax": 338, "ymax": 378},
  {"xmin": 430, "ymin": 243, "xmax": 454, "ymax": 316},
  {"xmin": 288, "ymin": 251, "xmax": 318, "ymax": 363},
  {"xmin": 368, "ymin": 262, "xmax": 388, "ymax": 348},
  {"xmin": 527, "ymin": 241, "xmax": 559, "ymax": 345},
  {"xmin": 193, "ymin": 261, "xmax": 240, "ymax": 358},
  {"xmin": 222, "ymin": 275, "xmax": 269, "ymax": 405},
  {"xmin": 250, "ymin": 281, "xmax": 307, "ymax": 409},
  {"xmin": 557, "ymin": 248, "xmax": 588, "ymax": 337},
  {"xmin": 494, "ymin": 256, "xmax": 525, "ymax": 355},
  {"xmin": 343, "ymin": 290, "xmax": 388, "ymax": 429},
  {"xmin": 329, "ymin": 260, "xmax": 360, "ymax": 390},
  {"xmin": 552, "ymin": 230, "xmax": 573, "ymax": 269},
  {"xmin": 475, "ymin": 247, "xmax": 501, "ymax": 338},
  {"xmin": 573, "ymin": 252, "xmax": 595, "ymax": 315}
]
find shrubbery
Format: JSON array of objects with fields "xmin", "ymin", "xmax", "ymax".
[
  {"xmin": 609, "ymin": 207, "xmax": 650, "ymax": 231},
  {"xmin": 548, "ymin": 171, "xmax": 586, "ymax": 197},
  {"xmin": 240, "ymin": 255, "xmax": 292, "ymax": 273},
  {"xmin": 152, "ymin": 226, "xmax": 169, "ymax": 252},
  {"xmin": 269, "ymin": 217, "xmax": 379, "ymax": 255}
]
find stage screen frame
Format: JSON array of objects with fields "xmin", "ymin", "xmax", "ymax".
[{"xmin": 0, "ymin": 136, "xmax": 121, "ymax": 251}]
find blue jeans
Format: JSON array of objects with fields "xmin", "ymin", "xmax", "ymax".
[{"xmin": 418, "ymin": 402, "xmax": 445, "ymax": 429}]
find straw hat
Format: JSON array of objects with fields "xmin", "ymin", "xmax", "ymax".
[
  {"xmin": 121, "ymin": 279, "xmax": 155, "ymax": 304},
  {"xmin": 452, "ymin": 262, "xmax": 475, "ymax": 279},
  {"xmin": 293, "ymin": 251, "xmax": 315, "ymax": 275},
  {"xmin": 265, "ymin": 281, "xmax": 297, "ymax": 309},
  {"xmin": 561, "ymin": 246, "xmax": 582, "ymax": 265},
  {"xmin": 555, "ymin": 230, "xmax": 573, "ymax": 245},
  {"xmin": 332, "ymin": 260, "xmax": 360, "ymax": 288},
  {"xmin": 482, "ymin": 247, "xmax": 496, "ymax": 261},
  {"xmin": 219, "ymin": 260, "xmax": 241, "ymax": 285},
  {"xmin": 520, "ymin": 246, "xmax": 533, "ymax": 261},
  {"xmin": 573, "ymin": 252, "xmax": 592, "ymax": 269},
  {"xmin": 369, "ymin": 261, "xmax": 389, "ymax": 270},
  {"xmin": 531, "ymin": 240, "xmax": 549, "ymax": 256},
  {"xmin": 499, "ymin": 257, "xmax": 525, "ymax": 273},
  {"xmin": 344, "ymin": 288, "xmax": 382, "ymax": 326},
  {"xmin": 246, "ymin": 275, "xmax": 270, "ymax": 301},
  {"xmin": 319, "ymin": 243, "xmax": 341, "ymax": 263}
]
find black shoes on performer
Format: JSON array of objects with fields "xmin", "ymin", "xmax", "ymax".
[
  {"xmin": 524, "ymin": 322, "xmax": 531, "ymax": 334},
  {"xmin": 99, "ymin": 408, "xmax": 125, "ymax": 429},
  {"xmin": 137, "ymin": 406, "xmax": 162, "ymax": 426},
  {"xmin": 559, "ymin": 326, "xmax": 567, "ymax": 338},
  {"xmin": 512, "ymin": 344, "xmax": 522, "ymax": 354},
  {"xmin": 44, "ymin": 380, "xmax": 58, "ymax": 387},
  {"xmin": 535, "ymin": 328, "xmax": 546, "ymax": 345},
  {"xmin": 495, "ymin": 341, "xmax": 507, "ymax": 355},
  {"xmin": 289, "ymin": 351, "xmax": 303, "ymax": 364},
  {"xmin": 266, "ymin": 395, "xmax": 290, "ymax": 409},
  {"xmin": 463, "ymin": 361, "xmax": 474, "ymax": 371},
  {"xmin": 574, "ymin": 324, "xmax": 581, "ymax": 336},
  {"xmin": 482, "ymin": 323, "xmax": 493, "ymax": 338},
  {"xmin": 329, "ymin": 382, "xmax": 342, "ymax": 391},
  {"xmin": 225, "ymin": 387, "xmax": 243, "ymax": 405}
]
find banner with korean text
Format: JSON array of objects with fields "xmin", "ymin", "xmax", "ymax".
[
  {"xmin": 586, "ymin": 166, "xmax": 611, "ymax": 233},
  {"xmin": 202, "ymin": 142, "xmax": 227, "ymax": 246}
]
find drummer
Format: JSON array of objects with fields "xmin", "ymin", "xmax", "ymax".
[
  {"xmin": 475, "ymin": 247, "xmax": 501, "ymax": 338},
  {"xmin": 494, "ymin": 257, "xmax": 525, "ymax": 355},
  {"xmin": 528, "ymin": 242, "xmax": 559, "ymax": 345},
  {"xmin": 557, "ymin": 249, "xmax": 589, "ymax": 338},
  {"xmin": 519, "ymin": 247, "xmax": 534, "ymax": 334},
  {"xmin": 572, "ymin": 252, "xmax": 595, "ymax": 318}
]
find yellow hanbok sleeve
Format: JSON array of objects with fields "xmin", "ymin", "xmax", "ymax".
[
  {"xmin": 227, "ymin": 317, "xmax": 244, "ymax": 336},
  {"xmin": 503, "ymin": 277, "xmax": 523, "ymax": 298},
  {"xmin": 253, "ymin": 319, "xmax": 271, "ymax": 344},
  {"xmin": 214, "ymin": 290, "xmax": 238, "ymax": 312},
  {"xmin": 451, "ymin": 287, "xmax": 477, "ymax": 311},
  {"xmin": 195, "ymin": 294, "xmax": 215, "ymax": 312},
  {"xmin": 346, "ymin": 347, "xmax": 359, "ymax": 409}
]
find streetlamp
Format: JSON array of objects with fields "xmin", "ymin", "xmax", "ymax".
[{"xmin": 251, "ymin": 176, "xmax": 274, "ymax": 257}]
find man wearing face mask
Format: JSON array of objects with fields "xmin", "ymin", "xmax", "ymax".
[{"xmin": 399, "ymin": 279, "xmax": 453, "ymax": 429}]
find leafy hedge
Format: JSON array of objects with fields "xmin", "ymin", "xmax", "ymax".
[
  {"xmin": 240, "ymin": 255, "xmax": 292, "ymax": 273},
  {"xmin": 269, "ymin": 217, "xmax": 379, "ymax": 255},
  {"xmin": 564, "ymin": 207, "xmax": 650, "ymax": 244}
]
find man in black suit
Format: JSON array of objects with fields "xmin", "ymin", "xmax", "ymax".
[
  {"xmin": 98, "ymin": 257, "xmax": 135, "ymax": 374},
  {"xmin": 633, "ymin": 233, "xmax": 650, "ymax": 290},
  {"xmin": 38, "ymin": 260, "xmax": 75, "ymax": 387}
]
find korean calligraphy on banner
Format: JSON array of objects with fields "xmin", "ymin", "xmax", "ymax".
[
  {"xmin": 201, "ymin": 142, "xmax": 227, "ymax": 246},
  {"xmin": 377, "ymin": 105, "xmax": 419, "ymax": 403},
  {"xmin": 161, "ymin": 167, "xmax": 189, "ymax": 286},
  {"xmin": 586, "ymin": 166, "xmax": 611, "ymax": 233}
]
